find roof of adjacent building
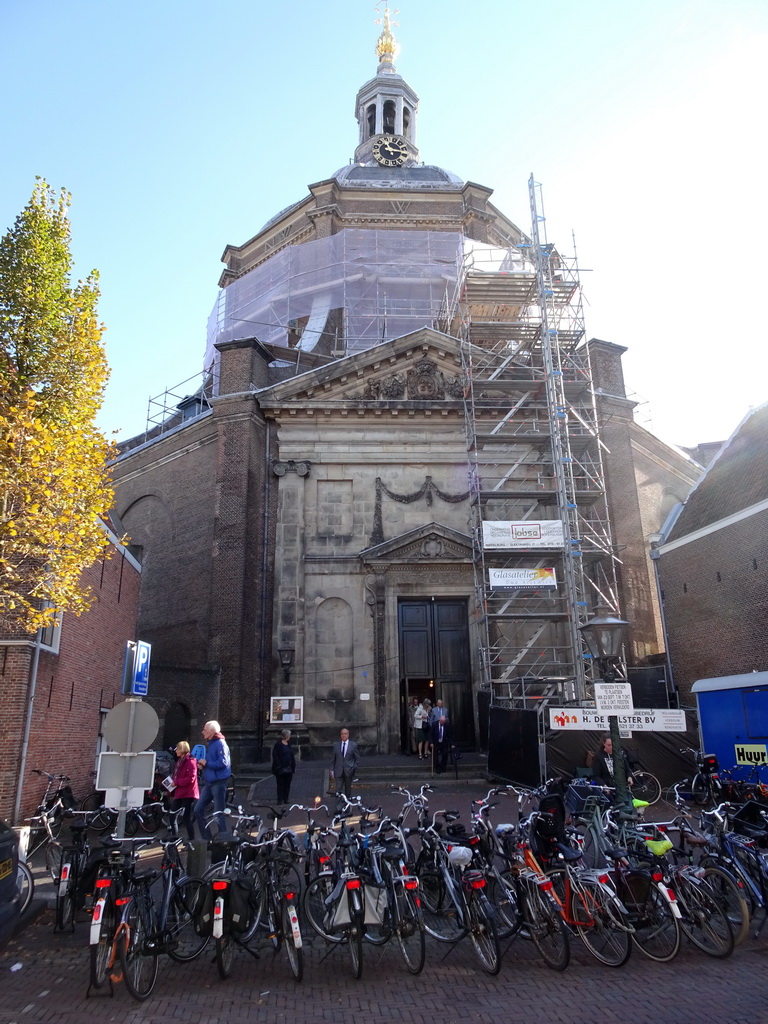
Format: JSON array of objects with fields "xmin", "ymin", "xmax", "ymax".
[{"xmin": 665, "ymin": 401, "xmax": 768, "ymax": 542}]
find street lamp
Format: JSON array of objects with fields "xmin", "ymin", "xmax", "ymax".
[
  {"xmin": 278, "ymin": 646, "xmax": 295, "ymax": 686},
  {"xmin": 578, "ymin": 610, "xmax": 631, "ymax": 809}
]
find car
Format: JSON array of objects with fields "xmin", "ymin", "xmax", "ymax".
[{"xmin": 0, "ymin": 820, "xmax": 21, "ymax": 948}]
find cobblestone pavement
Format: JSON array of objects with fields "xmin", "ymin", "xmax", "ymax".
[{"xmin": 3, "ymin": 766, "xmax": 767, "ymax": 1024}]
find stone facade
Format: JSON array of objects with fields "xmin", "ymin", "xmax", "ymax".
[{"xmin": 109, "ymin": 48, "xmax": 705, "ymax": 759}]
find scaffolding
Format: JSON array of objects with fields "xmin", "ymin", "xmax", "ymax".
[
  {"xmin": 182, "ymin": 185, "xmax": 621, "ymax": 711},
  {"xmin": 459, "ymin": 176, "xmax": 620, "ymax": 710}
]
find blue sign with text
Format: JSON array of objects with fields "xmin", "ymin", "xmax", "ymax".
[
  {"xmin": 122, "ymin": 640, "xmax": 152, "ymax": 697},
  {"xmin": 132, "ymin": 641, "xmax": 151, "ymax": 695}
]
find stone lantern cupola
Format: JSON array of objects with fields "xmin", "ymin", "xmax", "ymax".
[{"xmin": 353, "ymin": 6, "xmax": 420, "ymax": 167}]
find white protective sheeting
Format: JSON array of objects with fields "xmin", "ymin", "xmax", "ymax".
[{"xmin": 205, "ymin": 228, "xmax": 463, "ymax": 375}]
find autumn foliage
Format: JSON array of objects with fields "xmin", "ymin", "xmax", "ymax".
[{"xmin": 0, "ymin": 180, "xmax": 115, "ymax": 634}]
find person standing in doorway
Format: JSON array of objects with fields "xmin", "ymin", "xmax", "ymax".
[
  {"xmin": 331, "ymin": 728, "xmax": 360, "ymax": 799},
  {"xmin": 429, "ymin": 698, "xmax": 448, "ymax": 725},
  {"xmin": 408, "ymin": 696, "xmax": 420, "ymax": 755},
  {"xmin": 195, "ymin": 720, "xmax": 232, "ymax": 839},
  {"xmin": 271, "ymin": 729, "xmax": 296, "ymax": 805},
  {"xmin": 413, "ymin": 700, "xmax": 429, "ymax": 760}
]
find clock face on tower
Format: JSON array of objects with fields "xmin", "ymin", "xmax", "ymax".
[{"xmin": 372, "ymin": 134, "xmax": 408, "ymax": 167}]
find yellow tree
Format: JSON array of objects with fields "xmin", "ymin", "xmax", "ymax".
[{"xmin": 0, "ymin": 179, "xmax": 115, "ymax": 634}]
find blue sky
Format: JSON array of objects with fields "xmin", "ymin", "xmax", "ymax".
[{"xmin": 2, "ymin": 0, "xmax": 766, "ymax": 448}]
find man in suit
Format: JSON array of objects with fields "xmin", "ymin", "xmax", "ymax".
[
  {"xmin": 429, "ymin": 698, "xmax": 448, "ymax": 725},
  {"xmin": 331, "ymin": 727, "xmax": 360, "ymax": 799},
  {"xmin": 430, "ymin": 715, "xmax": 453, "ymax": 775}
]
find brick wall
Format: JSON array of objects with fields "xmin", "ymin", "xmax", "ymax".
[
  {"xmin": 658, "ymin": 508, "xmax": 768, "ymax": 701},
  {"xmin": 0, "ymin": 545, "xmax": 140, "ymax": 821}
]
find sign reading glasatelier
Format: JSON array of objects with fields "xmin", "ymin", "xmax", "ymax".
[
  {"xmin": 489, "ymin": 567, "xmax": 557, "ymax": 589},
  {"xmin": 482, "ymin": 521, "xmax": 565, "ymax": 550}
]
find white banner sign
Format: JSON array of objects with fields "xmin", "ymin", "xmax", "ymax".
[
  {"xmin": 549, "ymin": 708, "xmax": 687, "ymax": 732},
  {"xmin": 489, "ymin": 567, "xmax": 557, "ymax": 589},
  {"xmin": 482, "ymin": 520, "xmax": 565, "ymax": 550},
  {"xmin": 594, "ymin": 682, "xmax": 634, "ymax": 715}
]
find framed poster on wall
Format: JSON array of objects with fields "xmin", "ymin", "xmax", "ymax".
[{"xmin": 270, "ymin": 696, "xmax": 304, "ymax": 724}]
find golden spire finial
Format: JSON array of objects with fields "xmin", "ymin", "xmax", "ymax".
[{"xmin": 374, "ymin": 3, "xmax": 399, "ymax": 67}]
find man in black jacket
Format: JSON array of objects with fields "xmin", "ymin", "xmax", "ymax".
[{"xmin": 429, "ymin": 715, "xmax": 453, "ymax": 775}]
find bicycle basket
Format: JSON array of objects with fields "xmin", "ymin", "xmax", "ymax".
[
  {"xmin": 616, "ymin": 869, "xmax": 652, "ymax": 909},
  {"xmin": 565, "ymin": 782, "xmax": 603, "ymax": 817},
  {"xmin": 702, "ymin": 754, "xmax": 720, "ymax": 775},
  {"xmin": 732, "ymin": 801, "xmax": 768, "ymax": 845}
]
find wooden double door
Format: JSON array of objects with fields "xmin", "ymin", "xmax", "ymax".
[{"xmin": 399, "ymin": 598, "xmax": 474, "ymax": 748}]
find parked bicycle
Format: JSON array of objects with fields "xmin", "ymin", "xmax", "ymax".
[{"xmin": 681, "ymin": 748, "xmax": 723, "ymax": 806}]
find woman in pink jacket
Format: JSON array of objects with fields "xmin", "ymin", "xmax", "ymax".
[{"xmin": 170, "ymin": 741, "xmax": 199, "ymax": 840}]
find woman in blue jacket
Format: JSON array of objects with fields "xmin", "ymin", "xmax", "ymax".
[{"xmin": 195, "ymin": 720, "xmax": 232, "ymax": 839}]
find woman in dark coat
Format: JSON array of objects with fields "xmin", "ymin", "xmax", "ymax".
[{"xmin": 271, "ymin": 729, "xmax": 296, "ymax": 804}]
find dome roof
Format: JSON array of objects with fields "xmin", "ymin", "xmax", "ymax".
[{"xmin": 332, "ymin": 163, "xmax": 464, "ymax": 190}]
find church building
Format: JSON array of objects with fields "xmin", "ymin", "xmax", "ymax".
[{"xmin": 110, "ymin": 13, "xmax": 700, "ymax": 763}]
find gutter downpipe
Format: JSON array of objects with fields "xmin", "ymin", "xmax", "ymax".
[
  {"xmin": 14, "ymin": 630, "xmax": 42, "ymax": 823},
  {"xmin": 257, "ymin": 419, "xmax": 272, "ymax": 760}
]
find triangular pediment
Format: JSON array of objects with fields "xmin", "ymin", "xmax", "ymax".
[
  {"xmin": 257, "ymin": 327, "xmax": 465, "ymax": 411},
  {"xmin": 360, "ymin": 522, "xmax": 472, "ymax": 565}
]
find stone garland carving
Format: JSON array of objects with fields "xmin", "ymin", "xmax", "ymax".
[
  {"xmin": 370, "ymin": 475, "xmax": 470, "ymax": 546},
  {"xmin": 362, "ymin": 374, "xmax": 406, "ymax": 399}
]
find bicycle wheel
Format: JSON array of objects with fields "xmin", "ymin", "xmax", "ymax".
[
  {"xmin": 691, "ymin": 773, "xmax": 709, "ymax": 806},
  {"xmin": 167, "ymin": 877, "xmax": 211, "ymax": 962},
  {"xmin": 16, "ymin": 861, "xmax": 34, "ymax": 917},
  {"xmin": 487, "ymin": 870, "xmax": 520, "ymax": 940},
  {"xmin": 215, "ymin": 934, "xmax": 235, "ymax": 979},
  {"xmin": 347, "ymin": 921, "xmax": 364, "ymax": 979},
  {"xmin": 119, "ymin": 899, "xmax": 159, "ymax": 1000},
  {"xmin": 89, "ymin": 892, "xmax": 117, "ymax": 990},
  {"xmin": 418, "ymin": 871, "xmax": 465, "ymax": 942},
  {"xmin": 628, "ymin": 881, "xmax": 681, "ymax": 963},
  {"xmin": 139, "ymin": 805, "xmax": 164, "ymax": 835},
  {"xmin": 632, "ymin": 771, "xmax": 662, "ymax": 806},
  {"xmin": 466, "ymin": 895, "xmax": 501, "ymax": 975},
  {"xmin": 677, "ymin": 875, "xmax": 734, "ymax": 958},
  {"xmin": 80, "ymin": 791, "xmax": 103, "ymax": 814},
  {"xmin": 730, "ymin": 845, "xmax": 764, "ymax": 914},
  {"xmin": 579, "ymin": 827, "xmax": 605, "ymax": 870},
  {"xmin": 394, "ymin": 888, "xmax": 425, "ymax": 975},
  {"xmin": 303, "ymin": 875, "xmax": 343, "ymax": 943},
  {"xmin": 45, "ymin": 841, "xmax": 63, "ymax": 883},
  {"xmin": 281, "ymin": 901, "xmax": 304, "ymax": 981},
  {"xmin": 521, "ymin": 875, "xmax": 570, "ymax": 972},
  {"xmin": 700, "ymin": 865, "xmax": 750, "ymax": 946},
  {"xmin": 90, "ymin": 808, "xmax": 118, "ymax": 835},
  {"xmin": 55, "ymin": 867, "xmax": 76, "ymax": 932},
  {"xmin": 564, "ymin": 872, "xmax": 632, "ymax": 967},
  {"xmin": 241, "ymin": 865, "xmax": 266, "ymax": 942}
]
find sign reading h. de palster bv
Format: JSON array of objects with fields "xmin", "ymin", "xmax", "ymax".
[
  {"xmin": 549, "ymin": 708, "xmax": 687, "ymax": 732},
  {"xmin": 482, "ymin": 520, "xmax": 565, "ymax": 550}
]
